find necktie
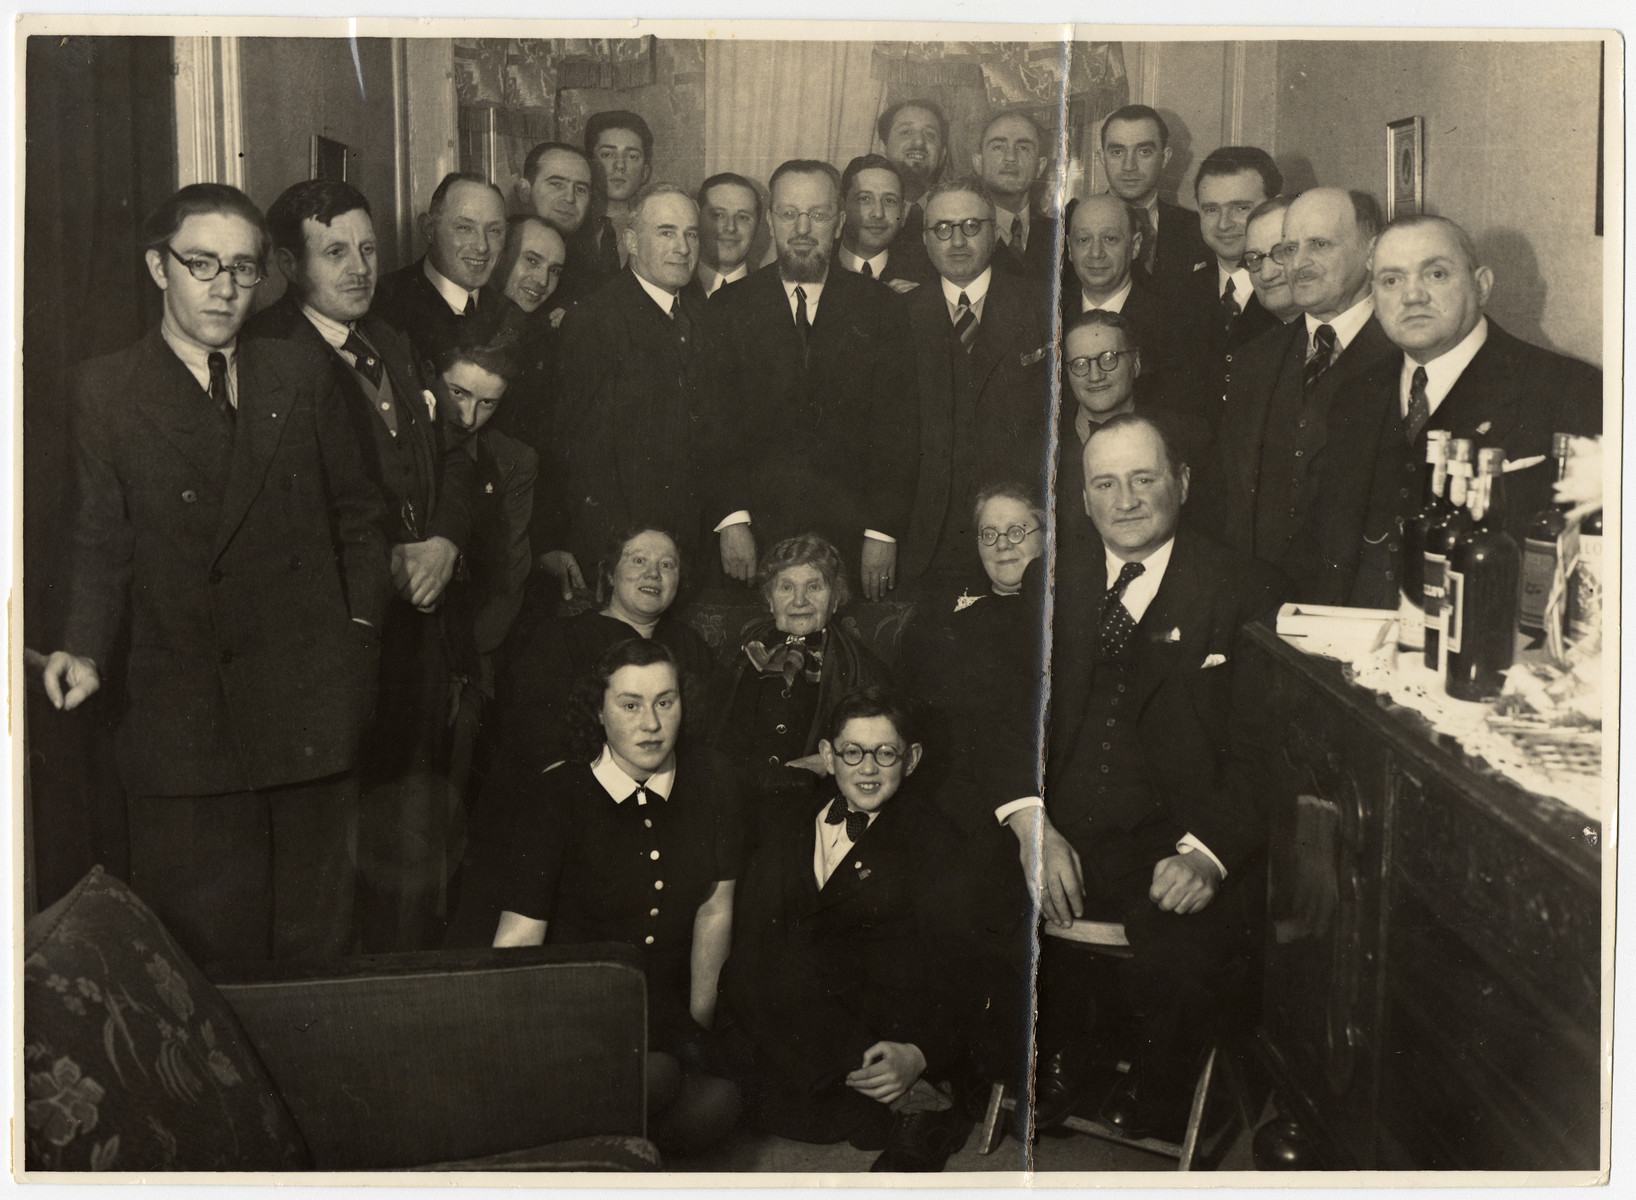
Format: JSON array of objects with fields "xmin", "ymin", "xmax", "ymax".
[
  {"xmin": 341, "ymin": 329, "xmax": 384, "ymax": 388},
  {"xmin": 860, "ymin": 261, "xmax": 874, "ymax": 280},
  {"xmin": 461, "ymin": 293, "xmax": 476, "ymax": 318},
  {"xmin": 1009, "ymin": 214, "xmax": 1025, "ymax": 261},
  {"xmin": 1304, "ymin": 323, "xmax": 1337, "ymax": 392},
  {"xmin": 794, "ymin": 285, "xmax": 812, "ymax": 368},
  {"xmin": 953, "ymin": 291, "xmax": 978, "ymax": 353},
  {"xmin": 1404, "ymin": 365, "xmax": 1431, "ymax": 442},
  {"xmin": 1220, "ymin": 277, "xmax": 1241, "ymax": 331},
  {"xmin": 1098, "ymin": 560, "xmax": 1146, "ymax": 661},
  {"xmin": 670, "ymin": 293, "xmax": 692, "ymax": 349},
  {"xmin": 598, "ymin": 215, "xmax": 621, "ymax": 274},
  {"xmin": 1138, "ymin": 209, "xmax": 1158, "ymax": 275},
  {"xmin": 627, "ymin": 786, "xmax": 650, "ymax": 807},
  {"xmin": 207, "ymin": 351, "xmax": 234, "ymax": 428},
  {"xmin": 825, "ymin": 796, "xmax": 871, "ymax": 843}
]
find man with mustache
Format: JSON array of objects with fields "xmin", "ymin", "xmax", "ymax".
[
  {"xmin": 971, "ymin": 111, "xmax": 1058, "ymax": 282},
  {"xmin": 696, "ymin": 172, "xmax": 762, "ymax": 298},
  {"xmin": 372, "ymin": 172, "xmax": 508, "ymax": 363},
  {"xmin": 712, "ymin": 159, "xmax": 918, "ymax": 600},
  {"xmin": 835, "ymin": 154, "xmax": 927, "ymax": 290},
  {"xmin": 877, "ymin": 99, "xmax": 949, "ymax": 286},
  {"xmin": 902, "ymin": 177, "xmax": 1053, "ymax": 585},
  {"xmin": 1098, "ymin": 105, "xmax": 1210, "ymax": 291},
  {"xmin": 552, "ymin": 183, "xmax": 734, "ymax": 575}
]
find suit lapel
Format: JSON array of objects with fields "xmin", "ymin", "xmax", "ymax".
[
  {"xmin": 1130, "ymin": 534, "xmax": 1212, "ymax": 713},
  {"xmin": 130, "ymin": 331, "xmax": 235, "ymax": 485},
  {"xmin": 213, "ymin": 340, "xmax": 292, "ymax": 559},
  {"xmin": 1426, "ymin": 329, "xmax": 1526, "ymax": 447},
  {"xmin": 970, "ymin": 273, "xmax": 1027, "ymax": 392}
]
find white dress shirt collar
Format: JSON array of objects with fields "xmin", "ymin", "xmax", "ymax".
[
  {"xmin": 423, "ymin": 257, "xmax": 476, "ymax": 317},
  {"xmin": 995, "ymin": 203, "xmax": 1030, "ymax": 248},
  {"xmin": 813, "ymin": 799, "xmax": 880, "ymax": 887},
  {"xmin": 940, "ymin": 265, "xmax": 993, "ymax": 312},
  {"xmin": 300, "ymin": 303, "xmax": 354, "ymax": 351},
  {"xmin": 160, "ymin": 321, "xmax": 238, "ymax": 404},
  {"xmin": 1218, "ymin": 262, "xmax": 1254, "ymax": 303},
  {"xmin": 838, "ymin": 244, "xmax": 890, "ymax": 278},
  {"xmin": 781, "ymin": 274, "xmax": 826, "ymax": 323},
  {"xmin": 697, "ymin": 260, "xmax": 748, "ymax": 297},
  {"xmin": 1103, "ymin": 534, "xmax": 1176, "ymax": 624},
  {"xmin": 591, "ymin": 745, "xmax": 676, "ymax": 803},
  {"xmin": 1082, "ymin": 277, "xmax": 1134, "ymax": 313},
  {"xmin": 1401, "ymin": 316, "xmax": 1489, "ymax": 418},
  {"xmin": 632, "ymin": 269, "xmax": 680, "ymax": 315},
  {"xmin": 1304, "ymin": 293, "xmax": 1374, "ymax": 354}
]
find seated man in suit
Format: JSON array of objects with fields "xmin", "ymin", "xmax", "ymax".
[
  {"xmin": 835, "ymin": 154, "xmax": 924, "ymax": 290},
  {"xmin": 1169, "ymin": 146, "xmax": 1285, "ymax": 428},
  {"xmin": 1207, "ymin": 187, "xmax": 1400, "ymax": 603},
  {"xmin": 877, "ymin": 99, "xmax": 949, "ymax": 284},
  {"xmin": 902, "ymin": 176, "xmax": 1053, "ymax": 585},
  {"xmin": 371, "ymin": 171, "xmax": 508, "ymax": 362},
  {"xmin": 1028, "ymin": 413, "xmax": 1282, "ymax": 1139},
  {"xmin": 1327, "ymin": 213, "xmax": 1604, "ymax": 608},
  {"xmin": 553, "ymin": 182, "xmax": 734, "ymax": 576},
  {"xmin": 971, "ymin": 111, "xmax": 1057, "ymax": 281},
  {"xmin": 712, "ymin": 159, "xmax": 919, "ymax": 599},
  {"xmin": 1241, "ymin": 195, "xmax": 1302, "ymax": 325},
  {"xmin": 42, "ymin": 183, "xmax": 389, "ymax": 964},
  {"xmin": 254, "ymin": 178, "xmax": 484, "ymax": 952},
  {"xmin": 1099, "ymin": 104, "xmax": 1210, "ymax": 289},
  {"xmin": 695, "ymin": 172, "xmax": 762, "ymax": 298},
  {"xmin": 718, "ymin": 687, "xmax": 976, "ymax": 1171}
]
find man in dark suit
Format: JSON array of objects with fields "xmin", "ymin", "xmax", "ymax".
[
  {"xmin": 1028, "ymin": 413, "xmax": 1282, "ymax": 1139},
  {"xmin": 1099, "ymin": 105, "xmax": 1210, "ymax": 290},
  {"xmin": 835, "ymin": 154, "xmax": 927, "ymax": 290},
  {"xmin": 42, "ymin": 184, "xmax": 390, "ymax": 965},
  {"xmin": 877, "ymin": 99, "xmax": 949, "ymax": 286},
  {"xmin": 971, "ymin": 111, "xmax": 1058, "ymax": 282},
  {"xmin": 553, "ymin": 182, "xmax": 735, "ymax": 575},
  {"xmin": 1208, "ymin": 187, "xmax": 1401, "ymax": 603},
  {"xmin": 253, "ymin": 179, "xmax": 483, "ymax": 952},
  {"xmin": 719, "ymin": 689, "xmax": 976, "ymax": 1170},
  {"xmin": 1167, "ymin": 147, "xmax": 1285, "ymax": 427},
  {"xmin": 712, "ymin": 159, "xmax": 919, "ymax": 600},
  {"xmin": 1062, "ymin": 193, "xmax": 1178, "ymax": 398},
  {"xmin": 902, "ymin": 177, "xmax": 1053, "ymax": 584},
  {"xmin": 1242, "ymin": 196, "xmax": 1303, "ymax": 326},
  {"xmin": 371, "ymin": 172, "xmax": 508, "ymax": 363},
  {"xmin": 1324, "ymin": 214, "xmax": 1604, "ymax": 608}
]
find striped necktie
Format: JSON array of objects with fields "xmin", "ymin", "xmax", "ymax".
[
  {"xmin": 953, "ymin": 291, "xmax": 978, "ymax": 353},
  {"xmin": 1304, "ymin": 323, "xmax": 1337, "ymax": 392}
]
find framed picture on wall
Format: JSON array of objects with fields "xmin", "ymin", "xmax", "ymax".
[
  {"xmin": 310, "ymin": 134, "xmax": 349, "ymax": 182},
  {"xmin": 1386, "ymin": 116, "xmax": 1423, "ymax": 220}
]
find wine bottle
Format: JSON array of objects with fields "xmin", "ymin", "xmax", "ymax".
[
  {"xmin": 1398, "ymin": 430, "xmax": 1452, "ymax": 652},
  {"xmin": 1517, "ymin": 433, "xmax": 1572, "ymax": 639},
  {"xmin": 1422, "ymin": 438, "xmax": 1474, "ymax": 671},
  {"xmin": 1445, "ymin": 448, "xmax": 1521, "ymax": 701},
  {"xmin": 1567, "ymin": 506, "xmax": 1603, "ymax": 643}
]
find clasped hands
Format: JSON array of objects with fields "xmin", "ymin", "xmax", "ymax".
[{"xmin": 391, "ymin": 536, "xmax": 459, "ymax": 611}]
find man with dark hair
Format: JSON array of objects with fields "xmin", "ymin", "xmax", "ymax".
[
  {"xmin": 552, "ymin": 182, "xmax": 735, "ymax": 577},
  {"xmin": 1029, "ymin": 411, "xmax": 1282, "ymax": 1140},
  {"xmin": 1207, "ymin": 186, "xmax": 1400, "ymax": 602},
  {"xmin": 712, "ymin": 160, "xmax": 918, "ymax": 599},
  {"xmin": 877, "ymin": 99, "xmax": 949, "ymax": 282},
  {"xmin": 582, "ymin": 109, "xmax": 655, "ymax": 273},
  {"xmin": 252, "ymin": 177, "xmax": 485, "ymax": 952},
  {"xmin": 835, "ymin": 154, "xmax": 925, "ymax": 289},
  {"xmin": 371, "ymin": 171, "xmax": 508, "ymax": 361},
  {"xmin": 970, "ymin": 111, "xmax": 1057, "ymax": 281},
  {"xmin": 1167, "ymin": 146, "xmax": 1285, "ymax": 426},
  {"xmin": 902, "ymin": 177, "xmax": 1052, "ymax": 584},
  {"xmin": 695, "ymin": 172, "xmax": 762, "ymax": 297},
  {"xmin": 1099, "ymin": 104, "xmax": 1209, "ymax": 287},
  {"xmin": 42, "ymin": 183, "xmax": 389, "ymax": 964},
  {"xmin": 520, "ymin": 141, "xmax": 594, "ymax": 239}
]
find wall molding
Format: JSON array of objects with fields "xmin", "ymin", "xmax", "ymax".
[
  {"xmin": 1226, "ymin": 41, "xmax": 1247, "ymax": 144},
  {"xmin": 173, "ymin": 37, "xmax": 245, "ymax": 188}
]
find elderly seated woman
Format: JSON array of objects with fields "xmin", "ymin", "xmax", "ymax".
[
  {"xmin": 494, "ymin": 637, "xmax": 743, "ymax": 1156},
  {"xmin": 706, "ymin": 533, "xmax": 891, "ymax": 806}
]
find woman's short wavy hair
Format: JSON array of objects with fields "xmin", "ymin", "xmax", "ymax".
[
  {"xmin": 561, "ymin": 637, "xmax": 680, "ymax": 763},
  {"xmin": 971, "ymin": 480, "xmax": 1046, "ymax": 533},
  {"xmin": 595, "ymin": 525, "xmax": 685, "ymax": 609},
  {"xmin": 756, "ymin": 533, "xmax": 851, "ymax": 612}
]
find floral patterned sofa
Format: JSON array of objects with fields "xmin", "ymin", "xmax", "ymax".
[{"xmin": 24, "ymin": 866, "xmax": 659, "ymax": 1173}]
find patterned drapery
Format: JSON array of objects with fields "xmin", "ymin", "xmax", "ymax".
[
  {"xmin": 870, "ymin": 40, "xmax": 1127, "ymax": 111},
  {"xmin": 452, "ymin": 36, "xmax": 656, "ymax": 114}
]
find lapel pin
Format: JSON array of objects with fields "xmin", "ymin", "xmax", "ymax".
[
  {"xmin": 1161, "ymin": 626, "xmax": 1182, "ymax": 642},
  {"xmin": 1476, "ymin": 420, "xmax": 1492, "ymax": 435}
]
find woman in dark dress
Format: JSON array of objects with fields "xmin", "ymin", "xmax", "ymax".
[
  {"xmin": 495, "ymin": 638, "xmax": 742, "ymax": 1155},
  {"xmin": 896, "ymin": 482, "xmax": 1048, "ymax": 1114},
  {"xmin": 705, "ymin": 534, "xmax": 891, "ymax": 807}
]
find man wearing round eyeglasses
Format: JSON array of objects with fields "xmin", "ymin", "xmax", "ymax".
[
  {"xmin": 711, "ymin": 159, "xmax": 917, "ymax": 601},
  {"xmin": 42, "ymin": 183, "xmax": 390, "ymax": 966},
  {"xmin": 1239, "ymin": 197, "xmax": 1302, "ymax": 325},
  {"xmin": 902, "ymin": 178, "xmax": 1053, "ymax": 585}
]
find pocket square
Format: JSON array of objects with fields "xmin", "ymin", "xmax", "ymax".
[
  {"xmin": 1020, "ymin": 346, "xmax": 1047, "ymax": 366},
  {"xmin": 1202, "ymin": 653, "xmax": 1228, "ymax": 669}
]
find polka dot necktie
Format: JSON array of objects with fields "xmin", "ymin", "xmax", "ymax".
[
  {"xmin": 1098, "ymin": 560, "xmax": 1146, "ymax": 661},
  {"xmin": 825, "ymin": 795, "xmax": 871, "ymax": 842}
]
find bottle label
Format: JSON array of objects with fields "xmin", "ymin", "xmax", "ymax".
[
  {"xmin": 1518, "ymin": 538, "xmax": 1558, "ymax": 628},
  {"xmin": 1397, "ymin": 593, "xmax": 1425, "ymax": 650},
  {"xmin": 1445, "ymin": 569, "xmax": 1464, "ymax": 654},
  {"xmin": 1423, "ymin": 552, "xmax": 1448, "ymax": 631},
  {"xmin": 1569, "ymin": 533, "xmax": 1603, "ymax": 641}
]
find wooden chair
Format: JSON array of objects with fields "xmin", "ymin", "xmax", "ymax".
[{"xmin": 976, "ymin": 919, "xmax": 1258, "ymax": 1171}]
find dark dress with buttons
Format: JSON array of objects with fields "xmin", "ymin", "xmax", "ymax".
[{"xmin": 498, "ymin": 744, "xmax": 745, "ymax": 1052}]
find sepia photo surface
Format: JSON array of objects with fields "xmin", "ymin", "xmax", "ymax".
[{"xmin": 11, "ymin": 13, "xmax": 1621, "ymax": 1189}]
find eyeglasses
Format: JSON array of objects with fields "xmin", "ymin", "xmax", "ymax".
[
  {"xmin": 835, "ymin": 743, "xmax": 903, "ymax": 767},
  {"xmin": 978, "ymin": 524, "xmax": 1038, "ymax": 547},
  {"xmin": 1268, "ymin": 241, "xmax": 1299, "ymax": 266},
  {"xmin": 1242, "ymin": 249, "xmax": 1279, "ymax": 273},
  {"xmin": 771, "ymin": 206, "xmax": 837, "ymax": 226},
  {"xmin": 927, "ymin": 218, "xmax": 994, "ymax": 240},
  {"xmin": 1066, "ymin": 350, "xmax": 1134, "ymax": 376},
  {"xmin": 167, "ymin": 246, "xmax": 265, "ymax": 287}
]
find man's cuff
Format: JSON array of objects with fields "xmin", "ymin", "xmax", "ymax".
[
  {"xmin": 714, "ymin": 511, "xmax": 751, "ymax": 532},
  {"xmin": 863, "ymin": 529, "xmax": 897, "ymax": 543},
  {"xmin": 995, "ymin": 796, "xmax": 1044, "ymax": 824},
  {"xmin": 1178, "ymin": 834, "xmax": 1227, "ymax": 880}
]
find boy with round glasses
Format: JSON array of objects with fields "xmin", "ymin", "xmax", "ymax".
[{"xmin": 718, "ymin": 687, "xmax": 978, "ymax": 1171}]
